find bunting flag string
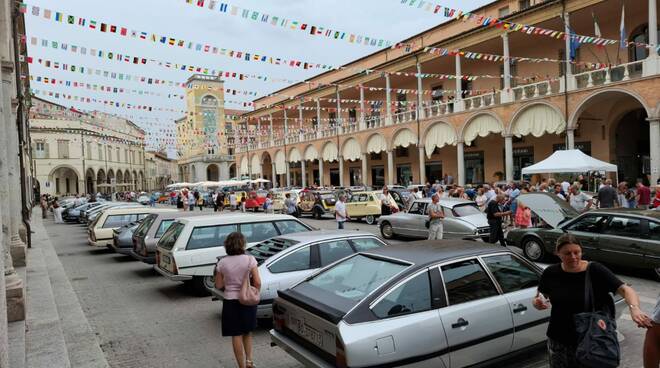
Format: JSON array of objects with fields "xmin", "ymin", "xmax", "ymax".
[
  {"xmin": 182, "ymin": 0, "xmax": 394, "ymax": 48},
  {"xmin": 30, "ymin": 74, "xmax": 187, "ymax": 99}
]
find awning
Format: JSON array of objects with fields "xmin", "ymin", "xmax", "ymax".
[
  {"xmin": 463, "ymin": 114, "xmax": 503, "ymax": 146},
  {"xmin": 274, "ymin": 150, "xmax": 286, "ymax": 174},
  {"xmin": 322, "ymin": 142, "xmax": 338, "ymax": 162},
  {"xmin": 342, "ymin": 138, "xmax": 362, "ymax": 161},
  {"xmin": 251, "ymin": 155, "xmax": 262, "ymax": 175},
  {"xmin": 304, "ymin": 145, "xmax": 318, "ymax": 161},
  {"xmin": 366, "ymin": 134, "xmax": 387, "ymax": 153},
  {"xmin": 392, "ymin": 128, "xmax": 416, "ymax": 148},
  {"xmin": 425, "ymin": 123, "xmax": 457, "ymax": 158},
  {"xmin": 240, "ymin": 156, "xmax": 249, "ymax": 175},
  {"xmin": 512, "ymin": 104, "xmax": 565, "ymax": 137},
  {"xmin": 288, "ymin": 147, "xmax": 302, "ymax": 163}
]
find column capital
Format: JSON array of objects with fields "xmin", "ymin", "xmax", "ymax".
[
  {"xmin": 502, "ymin": 133, "xmax": 514, "ymax": 139},
  {"xmin": 646, "ymin": 117, "xmax": 660, "ymax": 123}
]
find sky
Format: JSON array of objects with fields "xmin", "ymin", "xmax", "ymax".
[{"xmin": 24, "ymin": 0, "xmax": 491, "ymax": 153}]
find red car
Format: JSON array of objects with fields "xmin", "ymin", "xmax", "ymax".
[{"xmin": 244, "ymin": 190, "xmax": 268, "ymax": 211}]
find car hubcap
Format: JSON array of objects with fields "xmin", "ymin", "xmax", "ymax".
[
  {"xmin": 203, "ymin": 276, "xmax": 214, "ymax": 290},
  {"xmin": 655, "ymin": 267, "xmax": 660, "ymax": 279},
  {"xmin": 382, "ymin": 224, "xmax": 393, "ymax": 238},
  {"xmin": 366, "ymin": 215, "xmax": 374, "ymax": 224},
  {"xmin": 525, "ymin": 241, "xmax": 542, "ymax": 260}
]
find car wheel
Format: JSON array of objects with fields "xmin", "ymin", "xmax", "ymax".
[
  {"xmin": 190, "ymin": 276, "xmax": 212, "ymax": 296},
  {"xmin": 522, "ymin": 237, "xmax": 546, "ymax": 262},
  {"xmin": 314, "ymin": 208, "xmax": 323, "ymax": 220},
  {"xmin": 365, "ymin": 215, "xmax": 376, "ymax": 225},
  {"xmin": 381, "ymin": 222, "xmax": 394, "ymax": 239},
  {"xmin": 654, "ymin": 267, "xmax": 660, "ymax": 281}
]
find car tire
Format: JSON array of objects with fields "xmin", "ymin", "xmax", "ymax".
[
  {"xmin": 522, "ymin": 237, "xmax": 546, "ymax": 262},
  {"xmin": 313, "ymin": 208, "xmax": 323, "ymax": 220},
  {"xmin": 653, "ymin": 267, "xmax": 660, "ymax": 281},
  {"xmin": 381, "ymin": 222, "xmax": 395, "ymax": 239},
  {"xmin": 189, "ymin": 276, "xmax": 212, "ymax": 296},
  {"xmin": 365, "ymin": 215, "xmax": 376, "ymax": 225}
]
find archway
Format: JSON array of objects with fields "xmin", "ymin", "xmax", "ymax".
[
  {"xmin": 228, "ymin": 163, "xmax": 236, "ymax": 179},
  {"xmin": 85, "ymin": 168, "xmax": 95, "ymax": 195},
  {"xmin": 207, "ymin": 164, "xmax": 219, "ymax": 181},
  {"xmin": 261, "ymin": 151, "xmax": 273, "ymax": 185},
  {"xmin": 138, "ymin": 171, "xmax": 144, "ymax": 190},
  {"xmin": 124, "ymin": 171, "xmax": 132, "ymax": 191},
  {"xmin": 460, "ymin": 113, "xmax": 504, "ymax": 184},
  {"xmin": 250, "ymin": 155, "xmax": 261, "ymax": 179},
  {"xmin": 424, "ymin": 122, "xmax": 458, "ymax": 184},
  {"xmin": 48, "ymin": 166, "xmax": 80, "ymax": 195}
]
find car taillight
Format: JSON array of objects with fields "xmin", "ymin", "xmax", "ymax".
[
  {"xmin": 155, "ymin": 250, "xmax": 160, "ymax": 265},
  {"xmin": 272, "ymin": 303, "xmax": 286, "ymax": 331},
  {"xmin": 335, "ymin": 336, "xmax": 347, "ymax": 368},
  {"xmin": 171, "ymin": 257, "xmax": 178, "ymax": 275}
]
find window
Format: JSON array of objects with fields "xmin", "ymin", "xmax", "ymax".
[
  {"xmin": 97, "ymin": 144, "xmax": 103, "ymax": 160},
  {"xmin": 268, "ymin": 246, "xmax": 311, "ymax": 273},
  {"xmin": 441, "ymin": 259, "xmax": 498, "ymax": 305},
  {"xmin": 350, "ymin": 193, "xmax": 368, "ymax": 202},
  {"xmin": 518, "ymin": 0, "xmax": 530, "ymax": 10},
  {"xmin": 328, "ymin": 112, "xmax": 337, "ymax": 126},
  {"xmin": 115, "ymin": 148, "xmax": 120, "ymax": 162},
  {"xmin": 407, "ymin": 201, "xmax": 427, "ymax": 215},
  {"xmin": 649, "ymin": 221, "xmax": 660, "ymax": 241},
  {"xmin": 603, "ymin": 216, "xmax": 642, "ymax": 237},
  {"xmin": 483, "ymin": 255, "xmax": 539, "ymax": 293},
  {"xmin": 125, "ymin": 149, "xmax": 129, "ymax": 163},
  {"xmin": 348, "ymin": 108, "xmax": 357, "ymax": 122},
  {"xmin": 452, "ymin": 204, "xmax": 481, "ymax": 217},
  {"xmin": 274, "ymin": 220, "xmax": 309, "ymax": 235},
  {"xmin": 319, "ymin": 240, "xmax": 354, "ymax": 267},
  {"xmin": 86, "ymin": 142, "xmax": 92, "ymax": 159},
  {"xmin": 431, "ymin": 85, "xmax": 444, "ymax": 102},
  {"xmin": 351, "ymin": 237, "xmax": 384, "ymax": 252},
  {"xmin": 498, "ymin": 6, "xmax": 510, "ymax": 17},
  {"xmin": 240, "ymin": 222, "xmax": 279, "ymax": 243},
  {"xmin": 186, "ymin": 224, "xmax": 238, "ymax": 250},
  {"xmin": 134, "ymin": 215, "xmax": 156, "ymax": 237},
  {"xmin": 566, "ymin": 215, "xmax": 608, "ymax": 233},
  {"xmin": 57, "ymin": 140, "xmax": 70, "ymax": 159},
  {"xmin": 157, "ymin": 222, "xmax": 185, "ymax": 250},
  {"xmin": 155, "ymin": 220, "xmax": 175, "ymax": 238},
  {"xmin": 35, "ymin": 142, "xmax": 47, "ymax": 159},
  {"xmin": 102, "ymin": 214, "xmax": 133, "ymax": 228},
  {"xmin": 372, "ymin": 271, "xmax": 431, "ymax": 318}
]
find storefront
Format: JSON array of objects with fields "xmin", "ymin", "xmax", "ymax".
[{"xmin": 464, "ymin": 151, "xmax": 484, "ymax": 184}]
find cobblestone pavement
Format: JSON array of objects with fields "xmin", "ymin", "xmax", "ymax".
[{"xmin": 44, "ymin": 211, "xmax": 655, "ymax": 368}]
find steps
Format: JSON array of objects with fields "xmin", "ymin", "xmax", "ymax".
[{"xmin": 7, "ymin": 215, "xmax": 109, "ymax": 368}]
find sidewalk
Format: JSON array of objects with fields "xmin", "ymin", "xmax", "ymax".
[{"xmin": 8, "ymin": 214, "xmax": 109, "ymax": 368}]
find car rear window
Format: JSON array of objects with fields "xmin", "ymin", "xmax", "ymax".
[
  {"xmin": 248, "ymin": 238, "xmax": 300, "ymax": 266},
  {"xmin": 187, "ymin": 224, "xmax": 238, "ymax": 250},
  {"xmin": 155, "ymin": 219, "xmax": 175, "ymax": 238},
  {"xmin": 452, "ymin": 204, "xmax": 481, "ymax": 217},
  {"xmin": 134, "ymin": 215, "xmax": 156, "ymax": 237},
  {"xmin": 274, "ymin": 220, "xmax": 311, "ymax": 235},
  {"xmin": 157, "ymin": 222, "xmax": 185, "ymax": 250},
  {"xmin": 102, "ymin": 214, "xmax": 134, "ymax": 229},
  {"xmin": 292, "ymin": 254, "xmax": 409, "ymax": 314}
]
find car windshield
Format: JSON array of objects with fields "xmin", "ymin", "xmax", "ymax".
[
  {"xmin": 292, "ymin": 254, "xmax": 409, "ymax": 314},
  {"xmin": 157, "ymin": 222, "xmax": 185, "ymax": 250},
  {"xmin": 155, "ymin": 219, "xmax": 175, "ymax": 238},
  {"xmin": 134, "ymin": 215, "xmax": 156, "ymax": 237},
  {"xmin": 248, "ymin": 238, "xmax": 300, "ymax": 266},
  {"xmin": 452, "ymin": 204, "xmax": 482, "ymax": 217},
  {"xmin": 320, "ymin": 193, "xmax": 336, "ymax": 200}
]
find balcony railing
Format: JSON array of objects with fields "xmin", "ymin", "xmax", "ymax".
[
  {"xmin": 512, "ymin": 80, "xmax": 559, "ymax": 101},
  {"xmin": 574, "ymin": 60, "xmax": 643, "ymax": 89}
]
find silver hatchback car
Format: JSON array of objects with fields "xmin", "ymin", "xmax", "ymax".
[{"xmin": 272, "ymin": 241, "xmax": 557, "ymax": 368}]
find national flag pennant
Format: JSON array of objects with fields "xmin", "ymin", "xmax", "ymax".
[
  {"xmin": 67, "ymin": 15, "xmax": 75, "ymax": 24},
  {"xmin": 18, "ymin": 3, "xmax": 27, "ymax": 13}
]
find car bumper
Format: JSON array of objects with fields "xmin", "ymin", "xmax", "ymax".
[
  {"xmin": 129, "ymin": 250, "xmax": 155, "ymax": 264},
  {"xmin": 108, "ymin": 243, "xmax": 133, "ymax": 255},
  {"xmin": 153, "ymin": 265, "xmax": 193, "ymax": 281},
  {"xmin": 88, "ymin": 236, "xmax": 112, "ymax": 247},
  {"xmin": 270, "ymin": 330, "xmax": 334, "ymax": 368}
]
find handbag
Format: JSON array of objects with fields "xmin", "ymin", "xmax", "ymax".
[
  {"xmin": 573, "ymin": 263, "xmax": 620, "ymax": 368},
  {"xmin": 239, "ymin": 257, "xmax": 260, "ymax": 306},
  {"xmin": 425, "ymin": 219, "xmax": 430, "ymax": 229}
]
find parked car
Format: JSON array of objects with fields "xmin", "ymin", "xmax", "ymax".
[
  {"xmin": 273, "ymin": 191, "xmax": 300, "ymax": 214},
  {"xmin": 155, "ymin": 214, "xmax": 313, "ymax": 295},
  {"xmin": 109, "ymin": 220, "xmax": 144, "ymax": 254},
  {"xmin": 210, "ymin": 230, "xmax": 387, "ymax": 319},
  {"xmin": 270, "ymin": 240, "xmax": 625, "ymax": 368},
  {"xmin": 130, "ymin": 211, "xmax": 208, "ymax": 264},
  {"xmin": 344, "ymin": 191, "xmax": 382, "ymax": 225},
  {"xmin": 223, "ymin": 191, "xmax": 247, "ymax": 207},
  {"xmin": 388, "ymin": 187, "xmax": 412, "ymax": 209},
  {"xmin": 137, "ymin": 195, "xmax": 151, "ymax": 205},
  {"xmin": 298, "ymin": 191, "xmax": 337, "ymax": 219},
  {"xmin": 62, "ymin": 202, "xmax": 103, "ymax": 223},
  {"xmin": 88, "ymin": 207, "xmax": 177, "ymax": 247},
  {"xmin": 378, "ymin": 198, "xmax": 490, "ymax": 240},
  {"xmin": 86, "ymin": 203, "xmax": 143, "ymax": 225},
  {"xmin": 506, "ymin": 192, "xmax": 660, "ymax": 278},
  {"xmin": 245, "ymin": 190, "xmax": 268, "ymax": 211}
]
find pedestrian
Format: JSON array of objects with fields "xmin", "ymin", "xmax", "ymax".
[
  {"xmin": 475, "ymin": 187, "xmax": 487, "ymax": 211},
  {"xmin": 284, "ymin": 193, "xmax": 297, "ymax": 217},
  {"xmin": 335, "ymin": 194, "xmax": 349, "ymax": 229},
  {"xmin": 40, "ymin": 195, "xmax": 48, "ymax": 219},
  {"xmin": 643, "ymin": 296, "xmax": 660, "ymax": 368},
  {"xmin": 240, "ymin": 196, "xmax": 247, "ymax": 213},
  {"xmin": 568, "ymin": 185, "xmax": 593, "ymax": 212},
  {"xmin": 514, "ymin": 199, "xmax": 532, "ymax": 229},
  {"xmin": 264, "ymin": 193, "xmax": 274, "ymax": 214},
  {"xmin": 176, "ymin": 193, "xmax": 184, "ymax": 210},
  {"xmin": 181, "ymin": 189, "xmax": 189, "ymax": 211},
  {"xmin": 426, "ymin": 193, "xmax": 445, "ymax": 240},
  {"xmin": 217, "ymin": 191, "xmax": 225, "ymax": 212},
  {"xmin": 413, "ymin": 187, "xmax": 423, "ymax": 199},
  {"xmin": 229, "ymin": 191, "xmax": 237, "ymax": 211},
  {"xmin": 486, "ymin": 194, "xmax": 511, "ymax": 247},
  {"xmin": 53, "ymin": 198, "xmax": 64, "ymax": 223},
  {"xmin": 553, "ymin": 184, "xmax": 565, "ymax": 201},
  {"xmin": 596, "ymin": 179, "xmax": 619, "ymax": 208},
  {"xmin": 212, "ymin": 192, "xmax": 219, "ymax": 212},
  {"xmin": 197, "ymin": 194, "xmax": 205, "ymax": 211},
  {"xmin": 188, "ymin": 191, "xmax": 195, "ymax": 211},
  {"xmin": 214, "ymin": 232, "xmax": 260, "ymax": 368},
  {"xmin": 533, "ymin": 234, "xmax": 652, "ymax": 368},
  {"xmin": 652, "ymin": 185, "xmax": 660, "ymax": 209},
  {"xmin": 636, "ymin": 180, "xmax": 651, "ymax": 209},
  {"xmin": 378, "ymin": 186, "xmax": 398, "ymax": 215}
]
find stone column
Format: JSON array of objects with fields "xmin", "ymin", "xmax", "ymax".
[
  {"xmin": 298, "ymin": 101, "xmax": 304, "ymax": 141},
  {"xmin": 562, "ymin": 12, "xmax": 576, "ymax": 91},
  {"xmin": 567, "ymin": 128, "xmax": 575, "ymax": 150},
  {"xmin": 256, "ymin": 121, "xmax": 261, "ymax": 148},
  {"xmin": 418, "ymin": 146, "xmax": 426, "ymax": 185},
  {"xmin": 283, "ymin": 109, "xmax": 288, "ymax": 144},
  {"xmin": 301, "ymin": 160, "xmax": 307, "ymax": 188},
  {"xmin": 454, "ymin": 54, "xmax": 464, "ymax": 112},
  {"xmin": 271, "ymin": 162, "xmax": 277, "ymax": 188},
  {"xmin": 385, "ymin": 73, "xmax": 392, "ymax": 125},
  {"xmin": 318, "ymin": 159, "xmax": 324, "ymax": 187},
  {"xmin": 504, "ymin": 134, "xmax": 514, "ymax": 182},
  {"xmin": 361, "ymin": 153, "xmax": 368, "ymax": 186},
  {"xmin": 286, "ymin": 163, "xmax": 291, "ymax": 187},
  {"xmin": 416, "ymin": 63, "xmax": 425, "ymax": 119},
  {"xmin": 501, "ymin": 33, "xmax": 513, "ymax": 103},
  {"xmin": 338, "ymin": 156, "xmax": 345, "ymax": 188},
  {"xmin": 316, "ymin": 99, "xmax": 322, "ymax": 139},
  {"xmin": 457, "ymin": 141, "xmax": 465, "ymax": 186},
  {"xmin": 336, "ymin": 88, "xmax": 342, "ymax": 132},
  {"xmin": 359, "ymin": 85, "xmax": 366, "ymax": 130},
  {"xmin": 268, "ymin": 114, "xmax": 274, "ymax": 146},
  {"xmin": 387, "ymin": 150, "xmax": 394, "ymax": 186},
  {"xmin": 649, "ymin": 118, "xmax": 660, "ymax": 186},
  {"xmin": 643, "ymin": 0, "xmax": 659, "ymax": 76}
]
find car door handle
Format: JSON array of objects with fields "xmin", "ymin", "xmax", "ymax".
[
  {"xmin": 451, "ymin": 318, "xmax": 469, "ymax": 329},
  {"xmin": 513, "ymin": 304, "xmax": 528, "ymax": 314}
]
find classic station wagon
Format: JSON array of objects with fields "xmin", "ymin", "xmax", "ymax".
[
  {"xmin": 88, "ymin": 207, "xmax": 176, "ymax": 248},
  {"xmin": 345, "ymin": 191, "xmax": 382, "ymax": 225},
  {"xmin": 298, "ymin": 191, "xmax": 337, "ymax": 219}
]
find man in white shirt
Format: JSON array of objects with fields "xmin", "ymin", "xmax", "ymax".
[
  {"xmin": 413, "ymin": 188, "xmax": 423, "ymax": 199},
  {"xmin": 568, "ymin": 185, "xmax": 593, "ymax": 212},
  {"xmin": 335, "ymin": 194, "xmax": 349, "ymax": 229}
]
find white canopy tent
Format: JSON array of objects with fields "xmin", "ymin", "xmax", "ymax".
[{"xmin": 521, "ymin": 149, "xmax": 618, "ymax": 182}]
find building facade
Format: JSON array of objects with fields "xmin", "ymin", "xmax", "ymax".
[
  {"xmin": 236, "ymin": 0, "xmax": 660, "ymax": 190},
  {"xmin": 176, "ymin": 74, "xmax": 244, "ymax": 183},
  {"xmin": 145, "ymin": 150, "xmax": 177, "ymax": 191},
  {"xmin": 30, "ymin": 97, "xmax": 148, "ymax": 196}
]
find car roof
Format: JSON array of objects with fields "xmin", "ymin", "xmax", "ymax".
[
  {"xmin": 588, "ymin": 208, "xmax": 660, "ymax": 220},
  {"xmin": 412, "ymin": 197, "xmax": 474, "ymax": 206},
  {"xmin": 147, "ymin": 211, "xmax": 211, "ymax": 220},
  {"xmin": 177, "ymin": 213, "xmax": 299, "ymax": 226},
  {"xmin": 360, "ymin": 240, "xmax": 508, "ymax": 267},
  {"xmin": 104, "ymin": 208, "xmax": 178, "ymax": 215},
  {"xmin": 273, "ymin": 230, "xmax": 378, "ymax": 243}
]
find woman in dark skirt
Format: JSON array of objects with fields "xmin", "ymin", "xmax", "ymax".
[{"xmin": 215, "ymin": 232, "xmax": 261, "ymax": 368}]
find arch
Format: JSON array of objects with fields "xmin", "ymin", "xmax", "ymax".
[
  {"xmin": 96, "ymin": 168, "xmax": 106, "ymax": 184},
  {"xmin": 365, "ymin": 133, "xmax": 388, "ymax": 154},
  {"xmin": 391, "ymin": 128, "xmax": 417, "ymax": 149},
  {"xmin": 116, "ymin": 170, "xmax": 124, "ymax": 184},
  {"xmin": 207, "ymin": 164, "xmax": 220, "ymax": 181},
  {"xmin": 47, "ymin": 164, "xmax": 82, "ymax": 180},
  {"xmin": 107, "ymin": 169, "xmax": 115, "ymax": 181},
  {"xmin": 568, "ymin": 88, "xmax": 652, "ymax": 129},
  {"xmin": 461, "ymin": 112, "xmax": 504, "ymax": 146},
  {"xmin": 200, "ymin": 94, "xmax": 219, "ymax": 106},
  {"xmin": 341, "ymin": 138, "xmax": 361, "ymax": 161},
  {"xmin": 261, "ymin": 151, "xmax": 272, "ymax": 164},
  {"xmin": 508, "ymin": 102, "xmax": 565, "ymax": 137},
  {"xmin": 303, "ymin": 144, "xmax": 319, "ymax": 161},
  {"xmin": 228, "ymin": 163, "xmax": 236, "ymax": 178},
  {"xmin": 424, "ymin": 121, "xmax": 458, "ymax": 158},
  {"xmin": 321, "ymin": 141, "xmax": 338, "ymax": 162},
  {"xmin": 48, "ymin": 165, "xmax": 80, "ymax": 195},
  {"xmin": 288, "ymin": 147, "xmax": 302, "ymax": 163},
  {"xmin": 274, "ymin": 150, "xmax": 286, "ymax": 174},
  {"xmin": 250, "ymin": 155, "xmax": 262, "ymax": 175},
  {"xmin": 240, "ymin": 156, "xmax": 249, "ymax": 175},
  {"xmin": 85, "ymin": 168, "xmax": 95, "ymax": 195},
  {"xmin": 138, "ymin": 171, "xmax": 144, "ymax": 189}
]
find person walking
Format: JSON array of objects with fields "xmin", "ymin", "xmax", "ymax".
[
  {"xmin": 475, "ymin": 187, "xmax": 488, "ymax": 211},
  {"xmin": 335, "ymin": 194, "xmax": 349, "ymax": 229},
  {"xmin": 486, "ymin": 194, "xmax": 511, "ymax": 247},
  {"xmin": 214, "ymin": 232, "xmax": 261, "ymax": 368},
  {"xmin": 188, "ymin": 191, "xmax": 195, "ymax": 211},
  {"xmin": 217, "ymin": 191, "xmax": 225, "ymax": 212},
  {"xmin": 597, "ymin": 179, "xmax": 619, "ymax": 208},
  {"xmin": 176, "ymin": 193, "xmax": 184, "ymax": 210},
  {"xmin": 229, "ymin": 191, "xmax": 238, "ymax": 211},
  {"xmin": 284, "ymin": 193, "xmax": 297, "ymax": 217},
  {"xmin": 264, "ymin": 193, "xmax": 274, "ymax": 214},
  {"xmin": 53, "ymin": 198, "xmax": 64, "ymax": 223},
  {"xmin": 533, "ymin": 234, "xmax": 652, "ymax": 368},
  {"xmin": 514, "ymin": 199, "xmax": 532, "ymax": 229},
  {"xmin": 636, "ymin": 180, "xmax": 651, "ymax": 209},
  {"xmin": 426, "ymin": 193, "xmax": 445, "ymax": 240},
  {"xmin": 40, "ymin": 194, "xmax": 48, "ymax": 219},
  {"xmin": 378, "ymin": 186, "xmax": 398, "ymax": 215},
  {"xmin": 212, "ymin": 192, "xmax": 219, "ymax": 212},
  {"xmin": 197, "ymin": 194, "xmax": 205, "ymax": 211}
]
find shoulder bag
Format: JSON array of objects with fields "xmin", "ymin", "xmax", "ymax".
[
  {"xmin": 573, "ymin": 263, "xmax": 620, "ymax": 368},
  {"xmin": 239, "ymin": 257, "xmax": 260, "ymax": 306}
]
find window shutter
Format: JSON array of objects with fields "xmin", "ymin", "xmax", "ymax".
[
  {"xmin": 31, "ymin": 142, "xmax": 36, "ymax": 158},
  {"xmin": 44, "ymin": 143, "xmax": 50, "ymax": 158}
]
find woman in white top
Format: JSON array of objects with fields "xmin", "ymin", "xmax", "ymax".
[{"xmin": 475, "ymin": 187, "xmax": 488, "ymax": 211}]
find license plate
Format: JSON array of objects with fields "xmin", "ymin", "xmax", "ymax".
[
  {"xmin": 161, "ymin": 255, "xmax": 171, "ymax": 265},
  {"xmin": 291, "ymin": 316, "xmax": 323, "ymax": 347}
]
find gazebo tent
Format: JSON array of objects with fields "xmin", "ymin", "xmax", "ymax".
[{"xmin": 521, "ymin": 149, "xmax": 618, "ymax": 181}]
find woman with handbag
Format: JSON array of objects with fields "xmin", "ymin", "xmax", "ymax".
[
  {"xmin": 214, "ymin": 232, "xmax": 261, "ymax": 368},
  {"xmin": 532, "ymin": 234, "xmax": 652, "ymax": 368}
]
